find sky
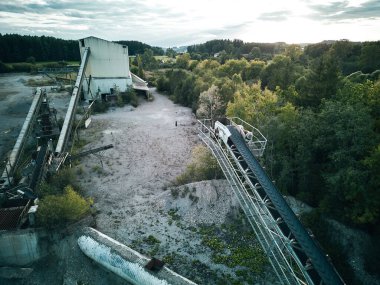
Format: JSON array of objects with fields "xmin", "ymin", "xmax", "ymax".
[{"xmin": 0, "ymin": 0, "xmax": 379, "ymax": 47}]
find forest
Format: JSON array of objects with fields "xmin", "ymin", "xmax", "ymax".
[
  {"xmin": 0, "ymin": 34, "xmax": 164, "ymax": 64},
  {"xmin": 150, "ymin": 39, "xmax": 380, "ymax": 282}
]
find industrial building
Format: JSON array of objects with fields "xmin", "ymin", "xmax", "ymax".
[{"xmin": 79, "ymin": 36, "xmax": 148, "ymax": 101}]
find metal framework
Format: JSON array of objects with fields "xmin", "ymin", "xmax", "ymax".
[{"xmin": 198, "ymin": 119, "xmax": 344, "ymax": 285}]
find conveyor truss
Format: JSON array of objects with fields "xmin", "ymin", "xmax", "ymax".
[{"xmin": 197, "ymin": 118, "xmax": 344, "ymax": 285}]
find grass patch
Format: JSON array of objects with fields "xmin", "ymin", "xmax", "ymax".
[
  {"xmin": 198, "ymin": 217, "xmax": 268, "ymax": 282},
  {"xmin": 174, "ymin": 145, "xmax": 223, "ymax": 186}
]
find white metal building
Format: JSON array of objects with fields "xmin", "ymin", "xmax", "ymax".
[{"xmin": 79, "ymin": 36, "xmax": 148, "ymax": 101}]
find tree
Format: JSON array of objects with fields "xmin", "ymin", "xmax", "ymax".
[
  {"xmin": 141, "ymin": 49, "xmax": 158, "ymax": 70},
  {"xmin": 137, "ymin": 55, "xmax": 144, "ymax": 79},
  {"xmin": 284, "ymin": 44, "xmax": 302, "ymax": 62},
  {"xmin": 242, "ymin": 60, "xmax": 265, "ymax": 81},
  {"xmin": 249, "ymin": 47, "xmax": 261, "ymax": 59},
  {"xmin": 196, "ymin": 85, "xmax": 224, "ymax": 120},
  {"xmin": 360, "ymin": 41, "xmax": 380, "ymax": 73},
  {"xmin": 165, "ymin": 48, "xmax": 177, "ymax": 58},
  {"xmin": 297, "ymin": 54, "xmax": 340, "ymax": 108},
  {"xmin": 218, "ymin": 58, "xmax": 249, "ymax": 78},
  {"xmin": 176, "ymin": 53, "xmax": 191, "ymax": 69},
  {"xmin": 315, "ymin": 99, "xmax": 377, "ymax": 224},
  {"xmin": 26, "ymin": 56, "xmax": 36, "ymax": 64},
  {"xmin": 261, "ymin": 55, "xmax": 298, "ymax": 91},
  {"xmin": 226, "ymin": 83, "xmax": 278, "ymax": 129}
]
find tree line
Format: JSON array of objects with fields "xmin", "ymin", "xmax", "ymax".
[
  {"xmin": 0, "ymin": 34, "xmax": 80, "ymax": 63},
  {"xmin": 0, "ymin": 34, "xmax": 165, "ymax": 64}
]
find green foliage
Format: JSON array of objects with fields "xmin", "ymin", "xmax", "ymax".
[
  {"xmin": 175, "ymin": 145, "xmax": 223, "ymax": 185},
  {"xmin": 261, "ymin": 55, "xmax": 300, "ymax": 90},
  {"xmin": 156, "ymin": 69, "xmax": 199, "ymax": 110},
  {"xmin": 37, "ymin": 185, "xmax": 93, "ymax": 228},
  {"xmin": 38, "ymin": 168, "xmax": 80, "ymax": 197},
  {"xmin": 176, "ymin": 53, "xmax": 191, "ymax": 69},
  {"xmin": 120, "ymin": 88, "xmax": 139, "ymax": 107},
  {"xmin": 26, "ymin": 56, "xmax": 36, "ymax": 64},
  {"xmin": 187, "ymin": 39, "xmax": 286, "ymax": 60},
  {"xmin": 196, "ymin": 85, "xmax": 224, "ymax": 120},
  {"xmin": 217, "ymin": 58, "xmax": 248, "ymax": 78},
  {"xmin": 144, "ymin": 235, "xmax": 161, "ymax": 245},
  {"xmin": 199, "ymin": 219, "xmax": 268, "ymax": 279},
  {"xmin": 156, "ymin": 40, "xmax": 380, "ymax": 230},
  {"xmin": 300, "ymin": 211, "xmax": 359, "ymax": 284},
  {"xmin": 165, "ymin": 48, "xmax": 177, "ymax": 58},
  {"xmin": 0, "ymin": 61, "xmax": 13, "ymax": 73},
  {"xmin": 138, "ymin": 49, "xmax": 156, "ymax": 70},
  {"xmin": 116, "ymin": 40, "xmax": 164, "ymax": 56},
  {"xmin": 92, "ymin": 100, "xmax": 110, "ymax": 113},
  {"xmin": 0, "ymin": 34, "xmax": 80, "ymax": 63},
  {"xmin": 137, "ymin": 55, "xmax": 144, "ymax": 79}
]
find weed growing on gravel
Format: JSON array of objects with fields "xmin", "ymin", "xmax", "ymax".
[
  {"xmin": 181, "ymin": 186, "xmax": 190, "ymax": 198},
  {"xmin": 170, "ymin": 187, "xmax": 179, "ymax": 199},
  {"xmin": 168, "ymin": 208, "xmax": 180, "ymax": 221},
  {"xmin": 144, "ymin": 235, "xmax": 161, "ymax": 245},
  {"xmin": 189, "ymin": 193, "xmax": 199, "ymax": 204},
  {"xmin": 198, "ymin": 218, "xmax": 268, "ymax": 283}
]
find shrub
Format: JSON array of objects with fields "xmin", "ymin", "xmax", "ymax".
[
  {"xmin": 12, "ymin": 63, "xmax": 33, "ymax": 72},
  {"xmin": 120, "ymin": 88, "xmax": 139, "ymax": 107},
  {"xmin": 92, "ymin": 100, "xmax": 109, "ymax": 113},
  {"xmin": 38, "ymin": 168, "xmax": 80, "ymax": 197},
  {"xmin": 175, "ymin": 145, "xmax": 223, "ymax": 185},
  {"xmin": 37, "ymin": 185, "xmax": 93, "ymax": 227},
  {"xmin": 0, "ymin": 61, "xmax": 13, "ymax": 73}
]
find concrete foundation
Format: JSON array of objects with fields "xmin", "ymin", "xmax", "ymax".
[{"xmin": 0, "ymin": 228, "xmax": 48, "ymax": 266}]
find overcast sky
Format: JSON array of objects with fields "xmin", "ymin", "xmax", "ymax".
[{"xmin": 0, "ymin": 0, "xmax": 379, "ymax": 47}]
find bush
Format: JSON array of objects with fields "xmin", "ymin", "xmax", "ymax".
[
  {"xmin": 92, "ymin": 100, "xmax": 109, "ymax": 113},
  {"xmin": 37, "ymin": 185, "xmax": 93, "ymax": 227},
  {"xmin": 37, "ymin": 168, "xmax": 82, "ymax": 197},
  {"xmin": 11, "ymin": 62, "xmax": 33, "ymax": 72},
  {"xmin": 0, "ymin": 61, "xmax": 13, "ymax": 73},
  {"xmin": 120, "ymin": 88, "xmax": 139, "ymax": 107},
  {"xmin": 175, "ymin": 145, "xmax": 223, "ymax": 185}
]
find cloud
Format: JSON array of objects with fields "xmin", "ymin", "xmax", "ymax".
[
  {"xmin": 309, "ymin": 0, "xmax": 380, "ymax": 21},
  {"xmin": 258, "ymin": 10, "xmax": 292, "ymax": 21},
  {"xmin": 0, "ymin": 0, "xmax": 379, "ymax": 46}
]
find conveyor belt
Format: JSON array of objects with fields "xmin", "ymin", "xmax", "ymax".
[
  {"xmin": 55, "ymin": 47, "xmax": 90, "ymax": 155},
  {"xmin": 227, "ymin": 126, "xmax": 344, "ymax": 285},
  {"xmin": 0, "ymin": 88, "xmax": 44, "ymax": 190}
]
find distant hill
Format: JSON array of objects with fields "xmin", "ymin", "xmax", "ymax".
[
  {"xmin": 187, "ymin": 39, "xmax": 287, "ymax": 60},
  {"xmin": 172, "ymin": 46, "xmax": 188, "ymax": 53}
]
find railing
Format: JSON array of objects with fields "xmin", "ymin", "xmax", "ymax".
[{"xmin": 228, "ymin": 117, "xmax": 267, "ymax": 157}]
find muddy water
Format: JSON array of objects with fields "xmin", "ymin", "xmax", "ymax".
[{"xmin": 0, "ymin": 73, "xmax": 41, "ymax": 160}]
